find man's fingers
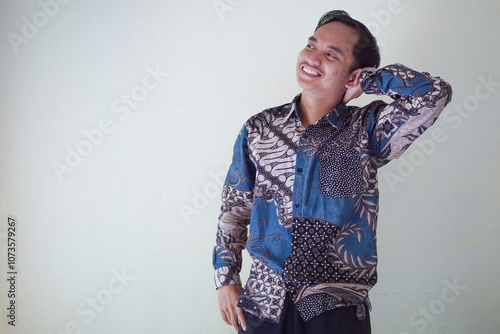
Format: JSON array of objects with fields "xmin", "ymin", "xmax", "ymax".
[
  {"xmin": 237, "ymin": 307, "xmax": 247, "ymax": 332},
  {"xmin": 220, "ymin": 309, "xmax": 230, "ymax": 326},
  {"xmin": 225, "ymin": 306, "xmax": 246, "ymax": 332},
  {"xmin": 230, "ymin": 308, "xmax": 240, "ymax": 331},
  {"xmin": 221, "ymin": 305, "xmax": 240, "ymax": 331},
  {"xmin": 217, "ymin": 285, "xmax": 244, "ymax": 331}
]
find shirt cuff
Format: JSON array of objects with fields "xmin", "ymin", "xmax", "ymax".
[
  {"xmin": 359, "ymin": 67, "xmax": 379, "ymax": 95},
  {"xmin": 214, "ymin": 266, "xmax": 242, "ymax": 289}
]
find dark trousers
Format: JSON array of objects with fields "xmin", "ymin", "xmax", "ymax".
[{"xmin": 239, "ymin": 294, "xmax": 371, "ymax": 334}]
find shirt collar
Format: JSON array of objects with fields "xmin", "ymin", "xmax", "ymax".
[
  {"xmin": 327, "ymin": 102, "xmax": 349, "ymax": 130},
  {"xmin": 283, "ymin": 94, "xmax": 301, "ymax": 123},
  {"xmin": 283, "ymin": 94, "xmax": 349, "ymax": 130}
]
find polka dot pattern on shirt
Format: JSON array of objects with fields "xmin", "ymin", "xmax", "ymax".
[
  {"xmin": 319, "ymin": 147, "xmax": 363, "ymax": 198},
  {"xmin": 295, "ymin": 293, "xmax": 344, "ymax": 322}
]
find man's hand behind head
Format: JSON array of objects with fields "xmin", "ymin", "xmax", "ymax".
[{"xmin": 342, "ymin": 83, "xmax": 362, "ymax": 104}]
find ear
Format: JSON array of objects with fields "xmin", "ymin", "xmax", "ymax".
[{"xmin": 345, "ymin": 68, "xmax": 362, "ymax": 89}]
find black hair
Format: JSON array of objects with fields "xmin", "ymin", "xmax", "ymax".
[{"xmin": 315, "ymin": 10, "xmax": 380, "ymax": 70}]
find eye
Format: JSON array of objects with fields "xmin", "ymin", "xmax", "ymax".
[
  {"xmin": 326, "ymin": 52, "xmax": 338, "ymax": 60},
  {"xmin": 305, "ymin": 44, "xmax": 315, "ymax": 50}
]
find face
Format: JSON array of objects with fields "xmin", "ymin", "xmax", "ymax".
[{"xmin": 296, "ymin": 21, "xmax": 359, "ymax": 97}]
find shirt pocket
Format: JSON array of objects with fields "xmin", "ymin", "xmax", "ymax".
[{"xmin": 318, "ymin": 147, "xmax": 363, "ymax": 198}]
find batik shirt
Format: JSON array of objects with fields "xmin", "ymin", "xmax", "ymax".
[{"xmin": 213, "ymin": 64, "xmax": 452, "ymax": 323}]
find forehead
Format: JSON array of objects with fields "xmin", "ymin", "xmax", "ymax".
[{"xmin": 313, "ymin": 21, "xmax": 359, "ymax": 54}]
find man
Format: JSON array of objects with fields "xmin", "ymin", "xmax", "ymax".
[{"xmin": 213, "ymin": 10, "xmax": 452, "ymax": 334}]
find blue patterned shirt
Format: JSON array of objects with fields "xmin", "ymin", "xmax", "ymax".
[{"xmin": 213, "ymin": 64, "xmax": 452, "ymax": 323}]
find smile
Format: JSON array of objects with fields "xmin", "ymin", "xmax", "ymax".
[{"xmin": 302, "ymin": 66, "xmax": 321, "ymax": 77}]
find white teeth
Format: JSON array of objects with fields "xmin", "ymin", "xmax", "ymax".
[{"xmin": 303, "ymin": 67, "xmax": 320, "ymax": 76}]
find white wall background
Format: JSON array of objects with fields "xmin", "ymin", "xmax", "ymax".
[{"xmin": 1, "ymin": 0, "xmax": 499, "ymax": 333}]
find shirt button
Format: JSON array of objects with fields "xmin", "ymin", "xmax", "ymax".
[
  {"xmin": 297, "ymin": 168, "xmax": 303, "ymax": 173},
  {"xmin": 295, "ymin": 203, "xmax": 300, "ymax": 208}
]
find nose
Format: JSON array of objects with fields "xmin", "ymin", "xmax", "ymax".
[{"xmin": 306, "ymin": 53, "xmax": 321, "ymax": 67}]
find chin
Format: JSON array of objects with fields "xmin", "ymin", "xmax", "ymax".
[{"xmin": 296, "ymin": 78, "xmax": 316, "ymax": 91}]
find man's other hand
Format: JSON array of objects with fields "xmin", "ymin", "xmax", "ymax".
[
  {"xmin": 342, "ymin": 83, "xmax": 363, "ymax": 104},
  {"xmin": 217, "ymin": 285, "xmax": 247, "ymax": 332}
]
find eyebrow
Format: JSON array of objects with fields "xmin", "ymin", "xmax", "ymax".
[{"xmin": 308, "ymin": 36, "xmax": 344, "ymax": 56}]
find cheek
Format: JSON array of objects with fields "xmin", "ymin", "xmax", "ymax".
[{"xmin": 297, "ymin": 50, "xmax": 307, "ymax": 65}]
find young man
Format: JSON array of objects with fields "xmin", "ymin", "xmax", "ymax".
[{"xmin": 213, "ymin": 10, "xmax": 452, "ymax": 334}]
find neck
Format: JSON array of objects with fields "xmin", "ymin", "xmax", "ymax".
[{"xmin": 297, "ymin": 91, "xmax": 343, "ymax": 127}]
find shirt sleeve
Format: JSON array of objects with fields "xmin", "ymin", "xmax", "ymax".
[
  {"xmin": 213, "ymin": 125, "xmax": 256, "ymax": 289},
  {"xmin": 359, "ymin": 63, "xmax": 453, "ymax": 166}
]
